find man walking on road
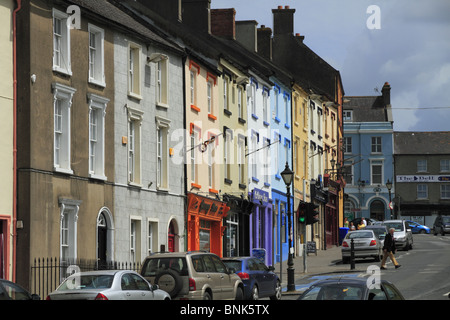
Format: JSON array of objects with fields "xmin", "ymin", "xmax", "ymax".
[{"xmin": 381, "ymin": 228, "xmax": 401, "ymax": 270}]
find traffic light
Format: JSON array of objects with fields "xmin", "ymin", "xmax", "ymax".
[
  {"xmin": 306, "ymin": 203, "xmax": 320, "ymax": 225},
  {"xmin": 298, "ymin": 202, "xmax": 306, "ymax": 224}
]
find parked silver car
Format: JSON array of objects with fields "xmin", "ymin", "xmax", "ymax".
[
  {"xmin": 341, "ymin": 230, "xmax": 382, "ymax": 264},
  {"xmin": 46, "ymin": 270, "xmax": 170, "ymax": 300},
  {"xmin": 433, "ymin": 215, "xmax": 450, "ymax": 235},
  {"xmin": 365, "ymin": 225, "xmax": 388, "ymax": 247},
  {"xmin": 140, "ymin": 251, "xmax": 244, "ymax": 300},
  {"xmin": 383, "ymin": 220, "xmax": 413, "ymax": 250}
]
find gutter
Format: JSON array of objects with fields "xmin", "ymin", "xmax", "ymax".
[{"xmin": 12, "ymin": 0, "xmax": 22, "ymax": 282}]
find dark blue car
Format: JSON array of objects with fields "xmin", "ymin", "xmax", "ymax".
[{"xmin": 222, "ymin": 257, "xmax": 281, "ymax": 300}]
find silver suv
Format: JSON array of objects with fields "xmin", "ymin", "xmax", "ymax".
[{"xmin": 140, "ymin": 251, "xmax": 244, "ymax": 300}]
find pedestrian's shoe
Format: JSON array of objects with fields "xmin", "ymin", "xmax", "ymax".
[
  {"xmin": 395, "ymin": 265, "xmax": 401, "ymax": 269},
  {"xmin": 380, "ymin": 266, "xmax": 387, "ymax": 270}
]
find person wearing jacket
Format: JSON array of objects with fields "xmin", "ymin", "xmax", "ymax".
[{"xmin": 381, "ymin": 228, "xmax": 401, "ymax": 270}]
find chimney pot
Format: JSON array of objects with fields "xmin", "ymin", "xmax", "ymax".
[
  {"xmin": 278, "ymin": 5, "xmax": 283, "ymax": 9},
  {"xmin": 285, "ymin": 5, "xmax": 290, "ymax": 9}
]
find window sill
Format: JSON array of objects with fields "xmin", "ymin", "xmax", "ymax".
[
  {"xmin": 53, "ymin": 66, "xmax": 72, "ymax": 77},
  {"xmin": 128, "ymin": 92, "xmax": 143, "ymax": 101},
  {"xmin": 54, "ymin": 167, "xmax": 74, "ymax": 175},
  {"xmin": 191, "ymin": 182, "xmax": 201, "ymax": 190},
  {"xmin": 89, "ymin": 78, "xmax": 106, "ymax": 88},
  {"xmin": 190, "ymin": 104, "xmax": 200, "ymax": 112},
  {"xmin": 208, "ymin": 114, "xmax": 217, "ymax": 121},
  {"xmin": 156, "ymin": 102, "xmax": 169, "ymax": 109},
  {"xmin": 89, "ymin": 173, "xmax": 107, "ymax": 181},
  {"xmin": 128, "ymin": 181, "xmax": 143, "ymax": 189}
]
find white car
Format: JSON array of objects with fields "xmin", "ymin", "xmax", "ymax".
[{"xmin": 46, "ymin": 270, "xmax": 170, "ymax": 300}]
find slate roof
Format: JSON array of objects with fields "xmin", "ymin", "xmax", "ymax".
[
  {"xmin": 343, "ymin": 95, "xmax": 388, "ymax": 122},
  {"xmin": 394, "ymin": 131, "xmax": 450, "ymax": 155},
  {"xmin": 65, "ymin": 0, "xmax": 183, "ymax": 54}
]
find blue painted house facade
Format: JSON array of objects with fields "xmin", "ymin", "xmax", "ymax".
[
  {"xmin": 343, "ymin": 83, "xmax": 395, "ymax": 222},
  {"xmin": 270, "ymin": 78, "xmax": 293, "ymax": 264}
]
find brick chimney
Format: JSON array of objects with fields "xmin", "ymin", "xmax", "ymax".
[
  {"xmin": 134, "ymin": 0, "xmax": 182, "ymax": 22},
  {"xmin": 182, "ymin": 0, "xmax": 212, "ymax": 33},
  {"xmin": 211, "ymin": 8, "xmax": 236, "ymax": 39},
  {"xmin": 272, "ymin": 5, "xmax": 295, "ymax": 35},
  {"xmin": 236, "ymin": 20, "xmax": 258, "ymax": 52},
  {"xmin": 257, "ymin": 25, "xmax": 272, "ymax": 60}
]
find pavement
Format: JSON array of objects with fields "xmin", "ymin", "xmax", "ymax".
[{"xmin": 272, "ymin": 245, "xmax": 367, "ymax": 297}]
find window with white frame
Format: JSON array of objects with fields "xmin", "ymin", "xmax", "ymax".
[
  {"xmin": 417, "ymin": 184, "xmax": 428, "ymax": 199},
  {"xmin": 274, "ymin": 133, "xmax": 280, "ymax": 176},
  {"xmin": 248, "ymin": 83, "xmax": 256, "ymax": 116},
  {"xmin": 237, "ymin": 86, "xmax": 243, "ymax": 119},
  {"xmin": 371, "ymin": 137, "xmax": 382, "ymax": 153},
  {"xmin": 264, "ymin": 138, "xmax": 270, "ymax": 185},
  {"xmin": 224, "ymin": 129, "xmax": 232, "ymax": 182},
  {"xmin": 441, "ymin": 159, "xmax": 450, "ymax": 172},
  {"xmin": 53, "ymin": 9, "xmax": 72, "ymax": 75},
  {"xmin": 441, "ymin": 185, "xmax": 450, "ymax": 199},
  {"xmin": 274, "ymin": 87, "xmax": 279, "ymax": 120},
  {"xmin": 127, "ymin": 107, "xmax": 143, "ymax": 185},
  {"xmin": 52, "ymin": 83, "xmax": 76, "ymax": 174},
  {"xmin": 190, "ymin": 125, "xmax": 200, "ymax": 184},
  {"xmin": 344, "ymin": 137, "xmax": 352, "ymax": 153},
  {"xmin": 156, "ymin": 116, "xmax": 170, "ymax": 190},
  {"xmin": 88, "ymin": 24, "xmax": 105, "ymax": 86},
  {"xmin": 284, "ymin": 94, "xmax": 290, "ymax": 126},
  {"xmin": 208, "ymin": 140, "xmax": 214, "ymax": 189},
  {"xmin": 344, "ymin": 162, "xmax": 353, "ymax": 185},
  {"xmin": 343, "ymin": 110, "xmax": 353, "ymax": 121},
  {"xmin": 130, "ymin": 218, "xmax": 141, "ymax": 263},
  {"xmin": 251, "ymin": 132, "xmax": 258, "ymax": 180},
  {"xmin": 417, "ymin": 159, "xmax": 427, "ymax": 172},
  {"xmin": 88, "ymin": 94, "xmax": 109, "ymax": 180},
  {"xmin": 59, "ymin": 199, "xmax": 81, "ymax": 264},
  {"xmin": 223, "ymin": 76, "xmax": 230, "ymax": 112},
  {"xmin": 371, "ymin": 160, "xmax": 383, "ymax": 185},
  {"xmin": 238, "ymin": 135, "xmax": 246, "ymax": 185},
  {"xmin": 128, "ymin": 42, "xmax": 142, "ymax": 98},
  {"xmin": 156, "ymin": 58, "xmax": 169, "ymax": 107},
  {"xmin": 148, "ymin": 220, "xmax": 158, "ymax": 255}
]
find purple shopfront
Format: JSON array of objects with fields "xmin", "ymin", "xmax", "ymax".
[{"xmin": 249, "ymin": 188, "xmax": 273, "ymax": 266}]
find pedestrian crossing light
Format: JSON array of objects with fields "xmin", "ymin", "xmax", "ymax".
[{"xmin": 306, "ymin": 203, "xmax": 320, "ymax": 225}]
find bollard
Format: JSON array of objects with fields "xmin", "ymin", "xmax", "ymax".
[{"xmin": 350, "ymin": 238, "xmax": 355, "ymax": 270}]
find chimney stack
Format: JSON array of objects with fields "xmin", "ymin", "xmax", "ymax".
[
  {"xmin": 381, "ymin": 82, "xmax": 391, "ymax": 106},
  {"xmin": 182, "ymin": 0, "xmax": 212, "ymax": 33},
  {"xmin": 236, "ymin": 20, "xmax": 258, "ymax": 52},
  {"xmin": 257, "ymin": 25, "xmax": 273, "ymax": 60},
  {"xmin": 272, "ymin": 5, "xmax": 296, "ymax": 35},
  {"xmin": 211, "ymin": 8, "xmax": 236, "ymax": 39}
]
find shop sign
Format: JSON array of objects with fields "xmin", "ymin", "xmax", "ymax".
[
  {"xmin": 396, "ymin": 175, "xmax": 450, "ymax": 183},
  {"xmin": 252, "ymin": 188, "xmax": 270, "ymax": 206},
  {"xmin": 188, "ymin": 194, "xmax": 230, "ymax": 219}
]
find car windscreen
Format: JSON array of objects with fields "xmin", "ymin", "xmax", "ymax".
[
  {"xmin": 301, "ymin": 283, "xmax": 366, "ymax": 300},
  {"xmin": 142, "ymin": 257, "xmax": 188, "ymax": 276},
  {"xmin": 442, "ymin": 217, "xmax": 450, "ymax": 224},
  {"xmin": 384, "ymin": 222, "xmax": 404, "ymax": 231},
  {"xmin": 347, "ymin": 231, "xmax": 373, "ymax": 239},
  {"xmin": 222, "ymin": 260, "xmax": 242, "ymax": 272},
  {"xmin": 57, "ymin": 275, "xmax": 114, "ymax": 291},
  {"xmin": 367, "ymin": 228, "xmax": 386, "ymax": 238}
]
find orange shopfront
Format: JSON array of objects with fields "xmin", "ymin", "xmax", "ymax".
[{"xmin": 187, "ymin": 193, "xmax": 230, "ymax": 257}]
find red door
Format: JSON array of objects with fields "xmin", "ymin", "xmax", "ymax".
[{"xmin": 168, "ymin": 221, "xmax": 175, "ymax": 252}]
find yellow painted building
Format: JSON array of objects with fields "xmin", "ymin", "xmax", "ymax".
[{"xmin": 0, "ymin": 0, "xmax": 14, "ymax": 281}]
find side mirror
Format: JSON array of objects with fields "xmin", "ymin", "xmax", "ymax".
[
  {"xmin": 268, "ymin": 266, "xmax": 275, "ymax": 272},
  {"xmin": 228, "ymin": 267, "xmax": 236, "ymax": 274},
  {"xmin": 31, "ymin": 294, "xmax": 40, "ymax": 300},
  {"xmin": 151, "ymin": 284, "xmax": 160, "ymax": 291}
]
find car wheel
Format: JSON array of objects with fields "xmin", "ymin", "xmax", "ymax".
[
  {"xmin": 419, "ymin": 230, "xmax": 426, "ymax": 234},
  {"xmin": 270, "ymin": 280, "xmax": 282, "ymax": 300},
  {"xmin": 203, "ymin": 291, "xmax": 212, "ymax": 300},
  {"xmin": 250, "ymin": 285, "xmax": 259, "ymax": 300},
  {"xmin": 154, "ymin": 269, "xmax": 183, "ymax": 299},
  {"xmin": 235, "ymin": 286, "xmax": 244, "ymax": 300}
]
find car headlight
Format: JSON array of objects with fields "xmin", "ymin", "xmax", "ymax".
[{"xmin": 396, "ymin": 236, "xmax": 406, "ymax": 241}]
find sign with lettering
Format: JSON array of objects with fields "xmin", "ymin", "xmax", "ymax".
[
  {"xmin": 252, "ymin": 188, "xmax": 270, "ymax": 205},
  {"xmin": 396, "ymin": 175, "xmax": 450, "ymax": 183}
]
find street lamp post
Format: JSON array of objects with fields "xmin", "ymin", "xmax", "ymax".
[
  {"xmin": 386, "ymin": 179, "xmax": 393, "ymax": 219},
  {"xmin": 281, "ymin": 162, "xmax": 295, "ymax": 292}
]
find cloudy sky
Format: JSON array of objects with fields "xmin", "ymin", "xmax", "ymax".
[{"xmin": 211, "ymin": 0, "xmax": 450, "ymax": 132}]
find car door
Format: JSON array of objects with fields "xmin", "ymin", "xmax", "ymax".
[
  {"xmin": 121, "ymin": 273, "xmax": 150, "ymax": 300},
  {"xmin": 254, "ymin": 259, "xmax": 275, "ymax": 296},
  {"xmin": 210, "ymin": 254, "xmax": 234, "ymax": 299},
  {"xmin": 202, "ymin": 255, "xmax": 223, "ymax": 299}
]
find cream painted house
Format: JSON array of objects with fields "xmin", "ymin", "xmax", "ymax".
[{"xmin": 0, "ymin": 0, "xmax": 14, "ymax": 281}]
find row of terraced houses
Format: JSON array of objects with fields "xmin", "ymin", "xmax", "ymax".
[{"xmin": 1, "ymin": 0, "xmax": 350, "ymax": 289}]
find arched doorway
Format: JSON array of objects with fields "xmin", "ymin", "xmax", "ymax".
[
  {"xmin": 370, "ymin": 200, "xmax": 385, "ymax": 221},
  {"xmin": 97, "ymin": 208, "xmax": 114, "ymax": 268},
  {"xmin": 168, "ymin": 220, "xmax": 176, "ymax": 252}
]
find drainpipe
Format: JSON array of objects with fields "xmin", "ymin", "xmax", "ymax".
[{"xmin": 12, "ymin": 0, "xmax": 22, "ymax": 282}]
